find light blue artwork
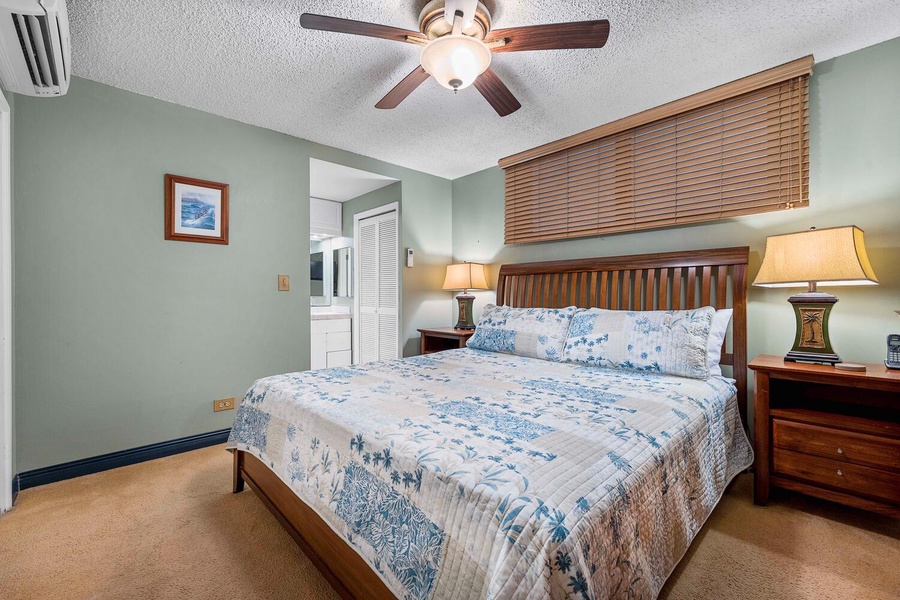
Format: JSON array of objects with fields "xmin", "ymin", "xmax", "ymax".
[{"xmin": 180, "ymin": 191, "xmax": 217, "ymax": 230}]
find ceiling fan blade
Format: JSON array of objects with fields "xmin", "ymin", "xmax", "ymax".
[
  {"xmin": 473, "ymin": 69, "xmax": 521, "ymax": 117},
  {"xmin": 376, "ymin": 66, "xmax": 431, "ymax": 109},
  {"xmin": 486, "ymin": 20, "xmax": 610, "ymax": 52},
  {"xmin": 300, "ymin": 13, "xmax": 426, "ymax": 44}
]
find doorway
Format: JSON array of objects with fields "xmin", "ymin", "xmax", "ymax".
[{"xmin": 0, "ymin": 90, "xmax": 12, "ymax": 513}]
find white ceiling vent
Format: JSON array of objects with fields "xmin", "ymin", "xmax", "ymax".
[{"xmin": 0, "ymin": 0, "xmax": 70, "ymax": 97}]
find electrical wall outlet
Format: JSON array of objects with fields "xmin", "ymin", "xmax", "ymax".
[
  {"xmin": 278, "ymin": 275, "xmax": 290, "ymax": 291},
  {"xmin": 214, "ymin": 397, "xmax": 235, "ymax": 412}
]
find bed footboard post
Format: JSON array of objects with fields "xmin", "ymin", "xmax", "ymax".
[{"xmin": 233, "ymin": 450, "xmax": 245, "ymax": 493}]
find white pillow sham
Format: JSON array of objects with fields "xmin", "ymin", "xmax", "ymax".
[
  {"xmin": 707, "ymin": 308, "xmax": 733, "ymax": 378},
  {"xmin": 466, "ymin": 304, "xmax": 576, "ymax": 361},
  {"xmin": 562, "ymin": 307, "xmax": 716, "ymax": 379}
]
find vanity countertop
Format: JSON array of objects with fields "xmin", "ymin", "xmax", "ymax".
[{"xmin": 311, "ymin": 312, "xmax": 352, "ymax": 321}]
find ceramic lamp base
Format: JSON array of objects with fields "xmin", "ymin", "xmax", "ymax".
[
  {"xmin": 454, "ymin": 293, "xmax": 476, "ymax": 330},
  {"xmin": 784, "ymin": 291, "xmax": 840, "ymax": 365}
]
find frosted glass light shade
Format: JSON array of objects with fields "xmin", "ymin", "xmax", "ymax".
[
  {"xmin": 442, "ymin": 263, "xmax": 489, "ymax": 291},
  {"xmin": 753, "ymin": 226, "xmax": 879, "ymax": 288},
  {"xmin": 420, "ymin": 34, "xmax": 491, "ymax": 90}
]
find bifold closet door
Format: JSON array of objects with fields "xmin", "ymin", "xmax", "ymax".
[{"xmin": 357, "ymin": 210, "xmax": 399, "ymax": 363}]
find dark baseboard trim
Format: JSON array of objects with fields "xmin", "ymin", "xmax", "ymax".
[
  {"xmin": 16, "ymin": 428, "xmax": 231, "ymax": 491},
  {"xmin": 11, "ymin": 475, "xmax": 18, "ymax": 505}
]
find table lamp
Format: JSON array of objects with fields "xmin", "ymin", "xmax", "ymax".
[
  {"xmin": 753, "ymin": 225, "xmax": 878, "ymax": 364},
  {"xmin": 442, "ymin": 262, "xmax": 489, "ymax": 330}
]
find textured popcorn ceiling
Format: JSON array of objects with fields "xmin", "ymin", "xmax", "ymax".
[{"xmin": 69, "ymin": 0, "xmax": 900, "ymax": 179}]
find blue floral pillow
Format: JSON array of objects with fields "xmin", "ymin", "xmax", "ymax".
[
  {"xmin": 466, "ymin": 304, "xmax": 577, "ymax": 361},
  {"xmin": 562, "ymin": 307, "xmax": 716, "ymax": 379}
]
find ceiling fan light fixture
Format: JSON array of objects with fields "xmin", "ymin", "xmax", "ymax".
[{"xmin": 420, "ymin": 34, "xmax": 491, "ymax": 91}]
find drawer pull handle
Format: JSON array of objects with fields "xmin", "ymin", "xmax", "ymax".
[
  {"xmin": 837, "ymin": 447, "xmax": 843, "ymax": 454},
  {"xmin": 837, "ymin": 469, "xmax": 843, "ymax": 476}
]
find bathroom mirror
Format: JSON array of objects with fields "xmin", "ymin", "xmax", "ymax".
[
  {"xmin": 310, "ymin": 237, "xmax": 353, "ymax": 306},
  {"xmin": 333, "ymin": 246, "xmax": 352, "ymax": 298},
  {"xmin": 310, "ymin": 250, "xmax": 325, "ymax": 298}
]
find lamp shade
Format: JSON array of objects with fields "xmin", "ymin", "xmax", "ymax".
[
  {"xmin": 753, "ymin": 226, "xmax": 878, "ymax": 288},
  {"xmin": 420, "ymin": 34, "xmax": 491, "ymax": 90},
  {"xmin": 442, "ymin": 263, "xmax": 489, "ymax": 291}
]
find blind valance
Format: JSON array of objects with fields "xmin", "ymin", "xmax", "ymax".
[{"xmin": 503, "ymin": 57, "xmax": 812, "ymax": 244}]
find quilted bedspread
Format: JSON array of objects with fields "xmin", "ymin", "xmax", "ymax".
[{"xmin": 226, "ymin": 348, "xmax": 753, "ymax": 600}]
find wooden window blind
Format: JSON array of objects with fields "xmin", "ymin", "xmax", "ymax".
[{"xmin": 502, "ymin": 57, "xmax": 812, "ymax": 244}]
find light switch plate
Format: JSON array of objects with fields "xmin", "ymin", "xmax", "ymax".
[{"xmin": 278, "ymin": 275, "xmax": 290, "ymax": 291}]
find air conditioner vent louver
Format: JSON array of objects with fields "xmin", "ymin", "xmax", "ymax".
[
  {"xmin": 12, "ymin": 13, "xmax": 58, "ymax": 88},
  {"xmin": 56, "ymin": 17, "xmax": 67, "ymax": 81},
  {"xmin": 0, "ymin": 0, "xmax": 70, "ymax": 97}
]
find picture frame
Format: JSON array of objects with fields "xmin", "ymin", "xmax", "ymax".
[{"xmin": 165, "ymin": 174, "xmax": 229, "ymax": 245}]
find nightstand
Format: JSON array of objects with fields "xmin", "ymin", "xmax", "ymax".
[
  {"xmin": 749, "ymin": 355, "xmax": 900, "ymax": 517},
  {"xmin": 417, "ymin": 327, "xmax": 474, "ymax": 355}
]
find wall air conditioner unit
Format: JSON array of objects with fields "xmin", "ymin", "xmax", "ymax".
[{"xmin": 0, "ymin": 0, "xmax": 70, "ymax": 97}]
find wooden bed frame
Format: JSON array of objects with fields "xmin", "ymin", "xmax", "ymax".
[{"xmin": 232, "ymin": 246, "xmax": 750, "ymax": 600}]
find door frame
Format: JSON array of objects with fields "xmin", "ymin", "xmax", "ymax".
[
  {"xmin": 352, "ymin": 202, "xmax": 400, "ymax": 364},
  {"xmin": 0, "ymin": 90, "xmax": 12, "ymax": 513}
]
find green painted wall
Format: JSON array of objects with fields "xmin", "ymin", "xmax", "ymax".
[
  {"xmin": 341, "ymin": 181, "xmax": 402, "ymax": 238},
  {"xmin": 310, "ymin": 144, "xmax": 453, "ymax": 357},
  {"xmin": 13, "ymin": 78, "xmax": 311, "ymax": 472},
  {"xmin": 452, "ymin": 37, "xmax": 900, "ymax": 374},
  {"xmin": 12, "ymin": 79, "xmax": 454, "ymax": 472}
]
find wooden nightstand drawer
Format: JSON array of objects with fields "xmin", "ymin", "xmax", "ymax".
[
  {"xmin": 773, "ymin": 448, "xmax": 900, "ymax": 503},
  {"xmin": 773, "ymin": 419, "xmax": 900, "ymax": 471}
]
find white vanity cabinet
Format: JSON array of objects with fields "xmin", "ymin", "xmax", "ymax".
[{"xmin": 310, "ymin": 317, "xmax": 352, "ymax": 370}]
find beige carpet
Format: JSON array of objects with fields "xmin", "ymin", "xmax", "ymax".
[{"xmin": 0, "ymin": 446, "xmax": 897, "ymax": 600}]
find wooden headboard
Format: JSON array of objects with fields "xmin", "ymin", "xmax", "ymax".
[{"xmin": 496, "ymin": 247, "xmax": 750, "ymax": 425}]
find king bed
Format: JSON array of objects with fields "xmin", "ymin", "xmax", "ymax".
[{"xmin": 228, "ymin": 247, "xmax": 753, "ymax": 599}]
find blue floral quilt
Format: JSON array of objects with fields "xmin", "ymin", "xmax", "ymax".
[{"xmin": 227, "ymin": 348, "xmax": 753, "ymax": 599}]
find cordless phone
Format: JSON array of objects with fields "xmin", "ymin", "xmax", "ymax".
[{"xmin": 887, "ymin": 334, "xmax": 900, "ymax": 370}]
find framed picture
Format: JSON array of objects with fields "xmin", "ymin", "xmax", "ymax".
[{"xmin": 165, "ymin": 174, "xmax": 229, "ymax": 245}]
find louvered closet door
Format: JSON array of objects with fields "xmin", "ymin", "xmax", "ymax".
[
  {"xmin": 357, "ymin": 217, "xmax": 379, "ymax": 363},
  {"xmin": 376, "ymin": 215, "xmax": 399, "ymax": 360},
  {"xmin": 356, "ymin": 210, "xmax": 399, "ymax": 363}
]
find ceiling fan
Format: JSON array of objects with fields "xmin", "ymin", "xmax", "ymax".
[{"xmin": 299, "ymin": 1, "xmax": 610, "ymax": 117}]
